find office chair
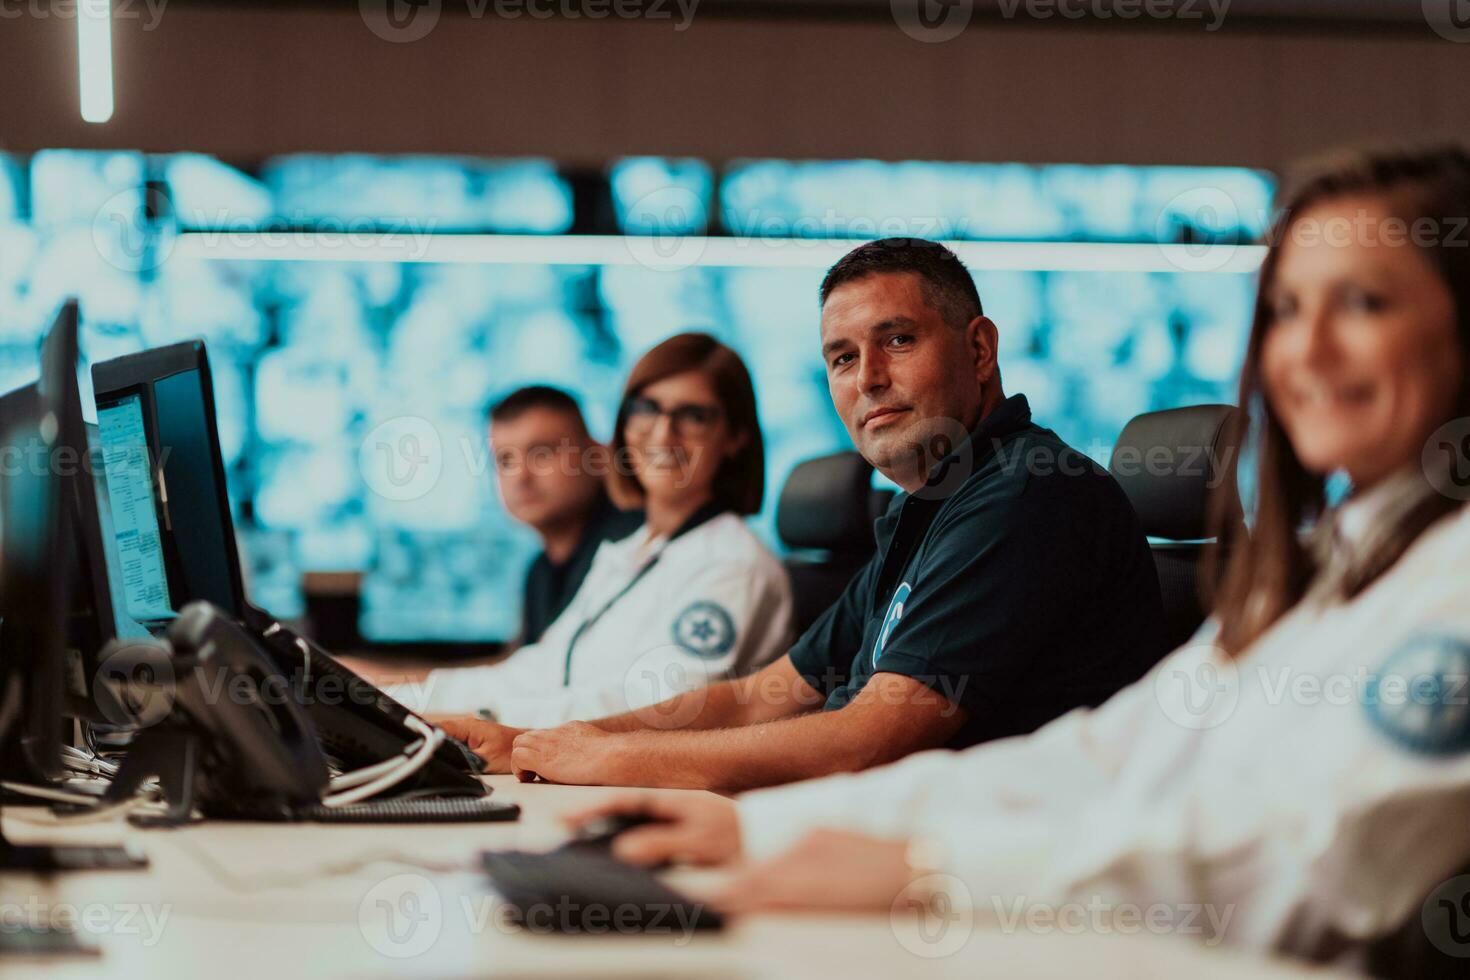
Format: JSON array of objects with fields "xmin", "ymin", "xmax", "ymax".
[
  {"xmin": 1363, "ymin": 857, "xmax": 1470, "ymax": 980},
  {"xmin": 1109, "ymin": 405, "xmax": 1245, "ymax": 652},
  {"xmin": 776, "ymin": 452, "xmax": 890, "ymax": 635}
]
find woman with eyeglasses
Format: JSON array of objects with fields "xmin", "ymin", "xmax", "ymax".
[
  {"xmin": 563, "ymin": 147, "xmax": 1470, "ymax": 969},
  {"xmin": 388, "ymin": 332, "xmax": 793, "ymax": 769}
]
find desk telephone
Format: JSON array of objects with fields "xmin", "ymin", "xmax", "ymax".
[{"xmin": 102, "ymin": 602, "xmax": 517, "ymax": 825}]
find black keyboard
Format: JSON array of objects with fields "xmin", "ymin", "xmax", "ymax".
[
  {"xmin": 296, "ymin": 795, "xmax": 521, "ymax": 824},
  {"xmin": 480, "ymin": 848, "xmax": 724, "ymax": 934},
  {"xmin": 0, "ymin": 843, "xmax": 149, "ymax": 872}
]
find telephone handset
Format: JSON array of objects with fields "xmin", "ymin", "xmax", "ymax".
[
  {"xmin": 239, "ymin": 601, "xmax": 487, "ymax": 795},
  {"xmin": 169, "ymin": 603, "xmax": 330, "ymax": 815},
  {"xmin": 105, "ymin": 602, "xmax": 330, "ymax": 822},
  {"xmin": 102, "ymin": 602, "xmax": 502, "ymax": 825}
]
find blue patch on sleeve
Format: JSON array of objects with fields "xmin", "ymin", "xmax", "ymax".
[
  {"xmin": 871, "ymin": 581, "xmax": 912, "ymax": 667},
  {"xmin": 672, "ymin": 601, "xmax": 737, "ymax": 660},
  {"xmin": 1364, "ymin": 633, "xmax": 1470, "ymax": 756}
]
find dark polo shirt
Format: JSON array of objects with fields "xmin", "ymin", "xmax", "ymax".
[
  {"xmin": 520, "ymin": 490, "xmax": 643, "ymax": 645},
  {"xmin": 788, "ymin": 394, "xmax": 1166, "ymax": 749}
]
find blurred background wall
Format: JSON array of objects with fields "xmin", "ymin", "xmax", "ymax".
[{"xmin": 1, "ymin": 1, "xmax": 1465, "ymax": 168}]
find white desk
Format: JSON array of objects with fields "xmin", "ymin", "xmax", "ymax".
[{"xmin": 0, "ymin": 777, "xmax": 1346, "ymax": 979}]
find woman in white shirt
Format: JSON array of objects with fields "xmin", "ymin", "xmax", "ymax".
[
  {"xmin": 566, "ymin": 146, "xmax": 1470, "ymax": 969},
  {"xmin": 389, "ymin": 332, "xmax": 793, "ymax": 765}
]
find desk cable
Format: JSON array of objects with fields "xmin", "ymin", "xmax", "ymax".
[
  {"xmin": 321, "ymin": 714, "xmax": 445, "ymax": 807},
  {"xmin": 267, "ymin": 625, "xmax": 447, "ymax": 808},
  {"xmin": 1, "ymin": 781, "xmax": 159, "ymax": 825}
]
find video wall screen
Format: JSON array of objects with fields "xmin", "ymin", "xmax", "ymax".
[{"xmin": 0, "ymin": 151, "xmax": 1271, "ymax": 641}]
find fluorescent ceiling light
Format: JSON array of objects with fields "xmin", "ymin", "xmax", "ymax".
[
  {"xmin": 174, "ymin": 232, "xmax": 1266, "ymax": 275},
  {"xmin": 77, "ymin": 0, "xmax": 114, "ymax": 124}
]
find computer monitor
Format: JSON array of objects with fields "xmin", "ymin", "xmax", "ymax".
[
  {"xmin": 0, "ymin": 300, "xmax": 116, "ymax": 769},
  {"xmin": 90, "ymin": 338, "xmax": 489, "ymax": 799},
  {"xmin": 0, "ymin": 303, "xmax": 152, "ymax": 880},
  {"xmin": 92, "ymin": 340, "xmax": 249, "ymax": 624},
  {"xmin": 0, "ymin": 382, "xmax": 69, "ymax": 784}
]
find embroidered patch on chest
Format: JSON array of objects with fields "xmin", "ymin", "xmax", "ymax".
[
  {"xmin": 672, "ymin": 601, "xmax": 737, "ymax": 659},
  {"xmin": 1364, "ymin": 633, "xmax": 1470, "ymax": 756}
]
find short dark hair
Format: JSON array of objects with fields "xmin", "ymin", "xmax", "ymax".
[
  {"xmin": 819, "ymin": 238, "xmax": 984, "ymax": 328},
  {"xmin": 487, "ymin": 385, "xmax": 587, "ymax": 431}
]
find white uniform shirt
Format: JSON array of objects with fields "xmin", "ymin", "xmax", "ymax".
[
  {"xmin": 738, "ymin": 488, "xmax": 1470, "ymax": 963},
  {"xmin": 391, "ymin": 512, "xmax": 793, "ymax": 729}
]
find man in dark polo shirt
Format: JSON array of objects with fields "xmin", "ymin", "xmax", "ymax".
[
  {"xmin": 489, "ymin": 387, "xmax": 642, "ymax": 647},
  {"xmin": 438, "ymin": 239, "xmax": 1165, "ymax": 786},
  {"xmin": 787, "ymin": 390, "xmax": 1164, "ymax": 749}
]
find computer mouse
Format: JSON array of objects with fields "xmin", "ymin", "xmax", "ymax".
[{"xmin": 566, "ymin": 812, "xmax": 663, "ymax": 851}]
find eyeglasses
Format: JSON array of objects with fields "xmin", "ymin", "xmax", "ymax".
[{"xmin": 622, "ymin": 396, "xmax": 723, "ymax": 438}]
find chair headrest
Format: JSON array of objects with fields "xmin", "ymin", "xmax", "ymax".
[
  {"xmin": 1109, "ymin": 405, "xmax": 1244, "ymax": 541},
  {"xmin": 777, "ymin": 451, "xmax": 876, "ymax": 552},
  {"xmin": 868, "ymin": 489, "xmax": 896, "ymax": 524}
]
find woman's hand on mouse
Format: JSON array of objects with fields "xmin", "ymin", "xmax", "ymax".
[{"xmin": 561, "ymin": 792, "xmax": 743, "ymax": 867}]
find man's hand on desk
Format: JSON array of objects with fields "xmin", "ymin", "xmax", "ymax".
[
  {"xmin": 427, "ymin": 716, "xmax": 632, "ymax": 778},
  {"xmin": 713, "ymin": 830, "xmax": 915, "ymax": 914},
  {"xmin": 561, "ymin": 791, "xmax": 744, "ymax": 867},
  {"xmin": 510, "ymin": 721, "xmax": 619, "ymax": 784},
  {"xmin": 429, "ymin": 716, "xmax": 526, "ymax": 772}
]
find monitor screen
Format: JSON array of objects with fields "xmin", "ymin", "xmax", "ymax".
[
  {"xmin": 150, "ymin": 365, "xmax": 241, "ymax": 616},
  {"xmin": 0, "ymin": 299, "xmax": 125, "ymax": 739},
  {"xmin": 92, "ymin": 341, "xmax": 249, "ymax": 622},
  {"xmin": 96, "ymin": 394, "xmax": 173, "ymax": 623}
]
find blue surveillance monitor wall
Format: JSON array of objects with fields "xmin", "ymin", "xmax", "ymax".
[{"xmin": 0, "ymin": 150, "xmax": 1272, "ymax": 642}]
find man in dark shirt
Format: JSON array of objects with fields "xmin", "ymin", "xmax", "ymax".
[
  {"xmin": 786, "ymin": 391, "xmax": 1164, "ymax": 750},
  {"xmin": 441, "ymin": 239, "xmax": 1165, "ymax": 785},
  {"xmin": 489, "ymin": 387, "xmax": 642, "ymax": 647}
]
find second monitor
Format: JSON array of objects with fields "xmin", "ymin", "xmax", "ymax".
[
  {"xmin": 90, "ymin": 338, "xmax": 491, "ymax": 801},
  {"xmin": 92, "ymin": 340, "xmax": 246, "ymax": 626}
]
